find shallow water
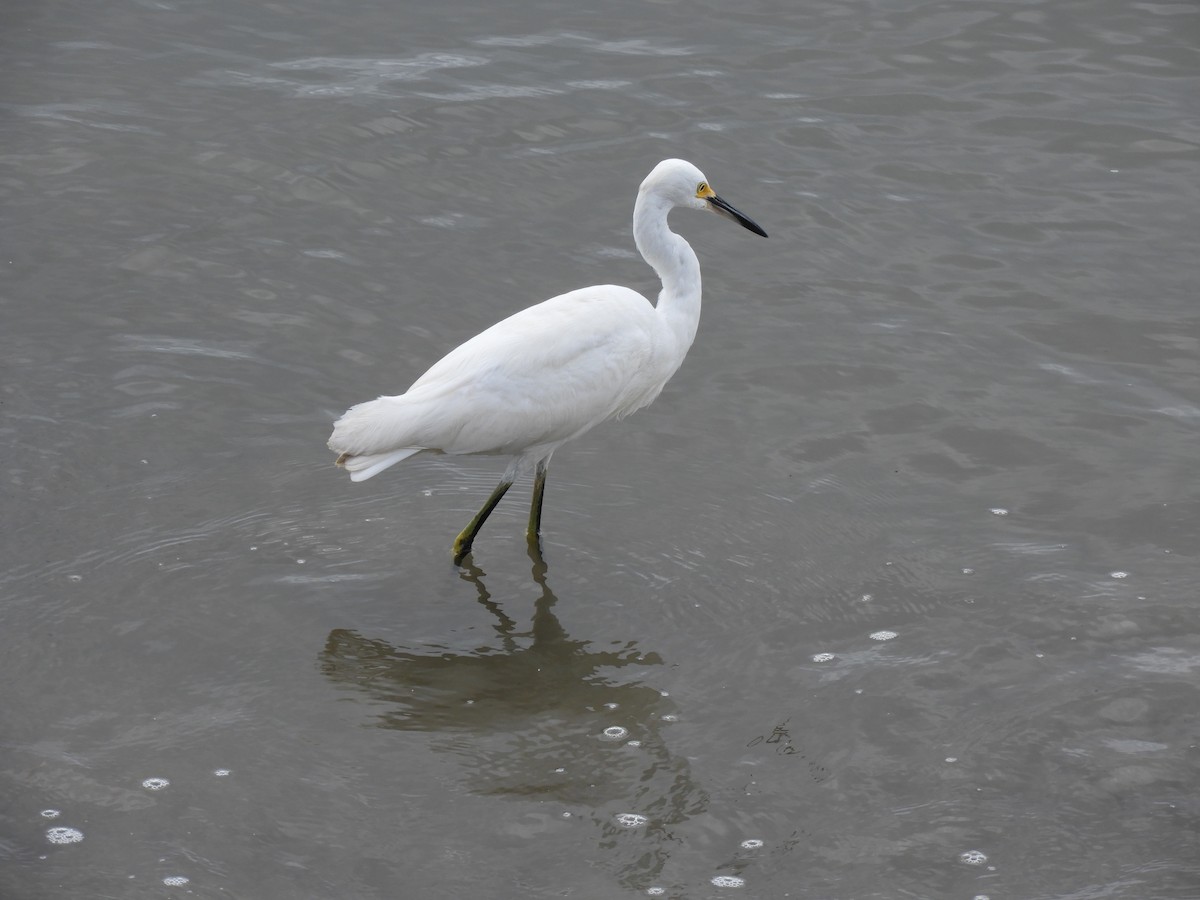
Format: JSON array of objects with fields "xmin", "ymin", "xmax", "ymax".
[{"xmin": 3, "ymin": 0, "xmax": 1199, "ymax": 897}]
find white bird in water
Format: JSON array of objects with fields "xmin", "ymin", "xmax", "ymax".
[{"xmin": 328, "ymin": 158, "xmax": 767, "ymax": 563}]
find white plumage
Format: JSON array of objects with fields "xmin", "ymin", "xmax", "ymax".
[{"xmin": 328, "ymin": 158, "xmax": 767, "ymax": 562}]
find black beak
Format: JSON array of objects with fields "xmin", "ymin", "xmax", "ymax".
[{"xmin": 709, "ymin": 194, "xmax": 768, "ymax": 238}]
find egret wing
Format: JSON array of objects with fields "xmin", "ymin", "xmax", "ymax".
[{"xmin": 402, "ymin": 286, "xmax": 664, "ymax": 454}]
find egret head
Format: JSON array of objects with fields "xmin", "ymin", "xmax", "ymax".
[{"xmin": 640, "ymin": 158, "xmax": 768, "ymax": 237}]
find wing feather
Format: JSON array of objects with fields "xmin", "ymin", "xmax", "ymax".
[{"xmin": 328, "ymin": 285, "xmax": 668, "ymax": 459}]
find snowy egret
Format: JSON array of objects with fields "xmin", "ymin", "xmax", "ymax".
[{"xmin": 328, "ymin": 158, "xmax": 767, "ymax": 563}]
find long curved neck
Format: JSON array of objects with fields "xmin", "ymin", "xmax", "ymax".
[{"xmin": 633, "ymin": 190, "xmax": 702, "ymax": 352}]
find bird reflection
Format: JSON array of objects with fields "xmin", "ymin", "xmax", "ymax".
[{"xmin": 319, "ymin": 541, "xmax": 708, "ymax": 888}]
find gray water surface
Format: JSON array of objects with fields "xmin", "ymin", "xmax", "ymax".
[{"xmin": 3, "ymin": 0, "xmax": 1199, "ymax": 897}]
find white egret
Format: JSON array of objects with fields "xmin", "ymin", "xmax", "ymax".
[{"xmin": 328, "ymin": 158, "xmax": 767, "ymax": 563}]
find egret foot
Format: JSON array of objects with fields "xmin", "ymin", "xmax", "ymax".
[
  {"xmin": 525, "ymin": 531, "xmax": 547, "ymax": 570},
  {"xmin": 452, "ymin": 478, "xmax": 513, "ymax": 565},
  {"xmin": 451, "ymin": 532, "xmax": 472, "ymax": 566}
]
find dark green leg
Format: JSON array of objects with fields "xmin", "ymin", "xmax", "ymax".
[
  {"xmin": 452, "ymin": 478, "xmax": 513, "ymax": 564},
  {"xmin": 527, "ymin": 459, "xmax": 548, "ymax": 542}
]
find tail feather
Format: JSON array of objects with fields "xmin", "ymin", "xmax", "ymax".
[
  {"xmin": 336, "ymin": 447, "xmax": 422, "ymax": 482},
  {"xmin": 328, "ymin": 394, "xmax": 430, "ymax": 481}
]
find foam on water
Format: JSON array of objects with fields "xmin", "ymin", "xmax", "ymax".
[
  {"xmin": 46, "ymin": 826, "xmax": 84, "ymax": 844},
  {"xmin": 959, "ymin": 849, "xmax": 988, "ymax": 865},
  {"xmin": 869, "ymin": 630, "xmax": 898, "ymax": 641},
  {"xmin": 740, "ymin": 838, "xmax": 764, "ymax": 849},
  {"xmin": 163, "ymin": 875, "xmax": 190, "ymax": 886},
  {"xmin": 601, "ymin": 726, "xmax": 629, "ymax": 741},
  {"xmin": 711, "ymin": 875, "xmax": 745, "ymax": 887},
  {"xmin": 811, "ymin": 652, "xmax": 835, "ymax": 662},
  {"xmin": 40, "ymin": 809, "xmax": 61, "ymax": 818},
  {"xmin": 142, "ymin": 777, "xmax": 170, "ymax": 790},
  {"xmin": 614, "ymin": 813, "xmax": 648, "ymax": 828}
]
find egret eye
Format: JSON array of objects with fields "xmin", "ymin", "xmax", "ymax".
[{"xmin": 696, "ymin": 182, "xmax": 709, "ymax": 196}]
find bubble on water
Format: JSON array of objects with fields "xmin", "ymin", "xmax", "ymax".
[
  {"xmin": 959, "ymin": 849, "xmax": 988, "ymax": 865},
  {"xmin": 711, "ymin": 875, "xmax": 745, "ymax": 887},
  {"xmin": 869, "ymin": 630, "xmax": 897, "ymax": 641},
  {"xmin": 601, "ymin": 726, "xmax": 629, "ymax": 741},
  {"xmin": 740, "ymin": 838, "xmax": 764, "ymax": 849},
  {"xmin": 860, "ymin": 593, "xmax": 873, "ymax": 602},
  {"xmin": 990, "ymin": 508, "xmax": 1008, "ymax": 516},
  {"xmin": 962, "ymin": 567, "xmax": 975, "ymax": 575},
  {"xmin": 974, "ymin": 895, "xmax": 990, "ymax": 900},
  {"xmin": 647, "ymin": 888, "xmax": 666, "ymax": 896},
  {"xmin": 627, "ymin": 740, "xmax": 642, "ymax": 748},
  {"xmin": 662, "ymin": 714, "xmax": 678, "ymax": 722},
  {"xmin": 1110, "ymin": 571, "xmax": 1129, "ymax": 579},
  {"xmin": 163, "ymin": 875, "xmax": 190, "ymax": 886},
  {"xmin": 604, "ymin": 702, "xmax": 619, "ymax": 710},
  {"xmin": 614, "ymin": 813, "xmax": 648, "ymax": 828},
  {"xmin": 554, "ymin": 767, "xmax": 566, "ymax": 774},
  {"xmin": 659, "ymin": 690, "xmax": 670, "ymax": 697},
  {"xmin": 40, "ymin": 809, "xmax": 61, "ymax": 819},
  {"xmin": 811, "ymin": 652, "xmax": 835, "ymax": 663},
  {"xmin": 854, "ymin": 688, "xmax": 864, "ymax": 694},
  {"xmin": 213, "ymin": 769, "xmax": 231, "ymax": 777},
  {"xmin": 67, "ymin": 574, "xmax": 82, "ymax": 583},
  {"xmin": 142, "ymin": 777, "xmax": 170, "ymax": 791},
  {"xmin": 46, "ymin": 827, "xmax": 83, "ymax": 844},
  {"xmin": 945, "ymin": 757, "xmax": 958, "ymax": 763},
  {"xmin": 561, "ymin": 811, "xmax": 571, "ymax": 818}
]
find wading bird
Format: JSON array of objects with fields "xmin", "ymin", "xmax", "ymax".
[{"xmin": 328, "ymin": 158, "xmax": 767, "ymax": 563}]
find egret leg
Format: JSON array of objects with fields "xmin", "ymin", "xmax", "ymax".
[
  {"xmin": 527, "ymin": 459, "xmax": 549, "ymax": 542},
  {"xmin": 452, "ymin": 478, "xmax": 513, "ymax": 565}
]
